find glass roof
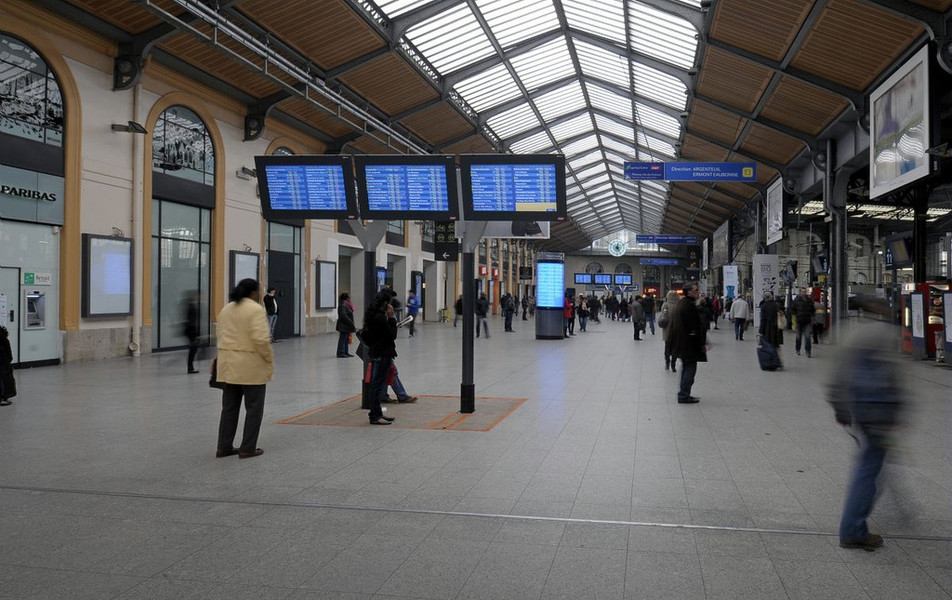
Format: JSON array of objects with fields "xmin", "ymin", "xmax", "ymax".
[{"xmin": 369, "ymin": 0, "xmax": 701, "ymax": 240}]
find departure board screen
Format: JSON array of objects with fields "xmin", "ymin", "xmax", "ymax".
[
  {"xmin": 594, "ymin": 273, "xmax": 613, "ymax": 285},
  {"xmin": 536, "ymin": 261, "xmax": 565, "ymax": 308},
  {"xmin": 363, "ymin": 164, "xmax": 449, "ymax": 212},
  {"xmin": 470, "ymin": 164, "xmax": 557, "ymax": 213},
  {"xmin": 460, "ymin": 154, "xmax": 567, "ymax": 221},
  {"xmin": 263, "ymin": 164, "xmax": 348, "ymax": 211},
  {"xmin": 574, "ymin": 273, "xmax": 593, "ymax": 285},
  {"xmin": 354, "ymin": 155, "xmax": 459, "ymax": 220},
  {"xmin": 614, "ymin": 274, "xmax": 633, "ymax": 286},
  {"xmin": 254, "ymin": 155, "xmax": 358, "ymax": 219}
]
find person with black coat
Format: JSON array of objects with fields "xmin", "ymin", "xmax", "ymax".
[
  {"xmin": 0, "ymin": 326, "xmax": 16, "ymax": 406},
  {"xmin": 363, "ymin": 292, "xmax": 398, "ymax": 425},
  {"xmin": 336, "ymin": 292, "xmax": 356, "ymax": 357},
  {"xmin": 669, "ymin": 283, "xmax": 707, "ymax": 404},
  {"xmin": 183, "ymin": 290, "xmax": 202, "ymax": 374},
  {"xmin": 759, "ymin": 292, "xmax": 785, "ymax": 350}
]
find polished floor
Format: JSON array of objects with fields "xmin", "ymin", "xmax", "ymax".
[{"xmin": 2, "ymin": 313, "xmax": 951, "ymax": 599}]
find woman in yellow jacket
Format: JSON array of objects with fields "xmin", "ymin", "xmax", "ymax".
[{"xmin": 216, "ymin": 278, "xmax": 274, "ymax": 459}]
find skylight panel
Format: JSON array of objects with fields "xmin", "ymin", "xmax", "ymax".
[
  {"xmin": 569, "ymin": 149, "xmax": 604, "ymax": 170},
  {"xmin": 453, "ymin": 62, "xmax": 522, "ymax": 112},
  {"xmin": 405, "ymin": 4, "xmax": 496, "ymax": 75},
  {"xmin": 575, "ymin": 162, "xmax": 606, "ymax": 181},
  {"xmin": 510, "ymin": 37, "xmax": 574, "ymax": 92},
  {"xmin": 561, "ymin": 133, "xmax": 600, "ymax": 156},
  {"xmin": 594, "ymin": 114, "xmax": 633, "ymax": 141},
  {"xmin": 476, "ymin": 0, "xmax": 560, "ymax": 49},
  {"xmin": 487, "ymin": 102, "xmax": 541, "ymax": 138},
  {"xmin": 631, "ymin": 63, "xmax": 688, "ymax": 110},
  {"xmin": 637, "ymin": 131, "xmax": 676, "ymax": 157},
  {"xmin": 551, "ymin": 114, "xmax": 594, "ymax": 142},
  {"xmin": 534, "ymin": 81, "xmax": 587, "ymax": 121},
  {"xmin": 628, "ymin": 2, "xmax": 698, "ymax": 70},
  {"xmin": 509, "ymin": 130, "xmax": 553, "ymax": 153},
  {"xmin": 373, "ymin": 0, "xmax": 433, "ymax": 18},
  {"xmin": 633, "ymin": 102, "xmax": 681, "ymax": 139},
  {"xmin": 575, "ymin": 40, "xmax": 629, "ymax": 87},
  {"xmin": 601, "ymin": 136, "xmax": 634, "ymax": 156},
  {"xmin": 563, "ymin": 0, "xmax": 625, "ymax": 44},
  {"xmin": 586, "ymin": 81, "xmax": 632, "ymax": 119}
]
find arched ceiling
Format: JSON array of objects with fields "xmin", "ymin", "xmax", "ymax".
[{"xmin": 40, "ymin": 0, "xmax": 950, "ymax": 250}]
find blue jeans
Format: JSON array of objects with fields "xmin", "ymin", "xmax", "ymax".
[
  {"xmin": 645, "ymin": 313, "xmax": 655, "ymax": 334},
  {"xmin": 579, "ymin": 316, "xmax": 587, "ymax": 331},
  {"xmin": 796, "ymin": 323, "xmax": 812, "ymax": 355},
  {"xmin": 678, "ymin": 359, "xmax": 698, "ymax": 401},
  {"xmin": 267, "ymin": 314, "xmax": 277, "ymax": 340},
  {"xmin": 839, "ymin": 429, "xmax": 887, "ymax": 542},
  {"xmin": 390, "ymin": 372, "xmax": 409, "ymax": 400},
  {"xmin": 734, "ymin": 318, "xmax": 746, "ymax": 340}
]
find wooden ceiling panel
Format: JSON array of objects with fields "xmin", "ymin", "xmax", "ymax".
[
  {"xmin": 348, "ymin": 135, "xmax": 405, "ymax": 155},
  {"xmin": 708, "ymin": 189, "xmax": 749, "ymax": 209},
  {"xmin": 679, "ymin": 135, "xmax": 730, "ymax": 162},
  {"xmin": 67, "ymin": 0, "xmax": 183, "ymax": 34},
  {"xmin": 338, "ymin": 54, "xmax": 440, "ymax": 117},
  {"xmin": 760, "ymin": 76, "xmax": 850, "ymax": 136},
  {"xmin": 667, "ymin": 203, "xmax": 721, "ymax": 228},
  {"xmin": 160, "ymin": 29, "xmax": 285, "ymax": 98},
  {"xmin": 697, "ymin": 47, "xmax": 774, "ymax": 113},
  {"xmin": 669, "ymin": 193, "xmax": 731, "ymax": 219},
  {"xmin": 400, "ymin": 103, "xmax": 475, "ymax": 147},
  {"xmin": 672, "ymin": 182, "xmax": 715, "ymax": 199},
  {"xmin": 687, "ymin": 101, "xmax": 747, "ymax": 146},
  {"xmin": 910, "ymin": 0, "xmax": 952, "ymax": 8},
  {"xmin": 714, "ymin": 181, "xmax": 760, "ymax": 199},
  {"xmin": 790, "ymin": 0, "xmax": 924, "ymax": 91},
  {"xmin": 739, "ymin": 122, "xmax": 807, "ymax": 165},
  {"xmin": 278, "ymin": 98, "xmax": 356, "ymax": 138},
  {"xmin": 442, "ymin": 135, "xmax": 496, "ymax": 155},
  {"xmin": 237, "ymin": 0, "xmax": 385, "ymax": 71},
  {"xmin": 710, "ymin": 0, "xmax": 815, "ymax": 62}
]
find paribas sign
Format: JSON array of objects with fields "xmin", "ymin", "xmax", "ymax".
[{"xmin": 1, "ymin": 185, "xmax": 57, "ymax": 201}]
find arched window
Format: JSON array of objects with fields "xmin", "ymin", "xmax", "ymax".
[
  {"xmin": 614, "ymin": 263, "xmax": 632, "ymax": 274},
  {"xmin": 644, "ymin": 266, "xmax": 661, "ymax": 281},
  {"xmin": 0, "ymin": 33, "xmax": 64, "ymax": 146},
  {"xmin": 152, "ymin": 105, "xmax": 214, "ymax": 185},
  {"xmin": 585, "ymin": 261, "xmax": 603, "ymax": 274}
]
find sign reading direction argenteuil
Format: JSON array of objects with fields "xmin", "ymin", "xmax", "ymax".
[
  {"xmin": 624, "ymin": 162, "xmax": 757, "ymax": 182},
  {"xmin": 635, "ymin": 234, "xmax": 698, "ymax": 245}
]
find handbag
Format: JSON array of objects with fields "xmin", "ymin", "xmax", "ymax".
[
  {"xmin": 209, "ymin": 357, "xmax": 225, "ymax": 389},
  {"xmin": 777, "ymin": 310, "xmax": 787, "ymax": 329}
]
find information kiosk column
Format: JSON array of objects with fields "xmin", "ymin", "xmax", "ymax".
[{"xmin": 535, "ymin": 253, "xmax": 566, "ymax": 339}]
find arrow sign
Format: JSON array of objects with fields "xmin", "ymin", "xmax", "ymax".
[{"xmin": 435, "ymin": 220, "xmax": 459, "ymax": 262}]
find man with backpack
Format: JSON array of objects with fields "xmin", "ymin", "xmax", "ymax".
[
  {"xmin": 792, "ymin": 287, "xmax": 816, "ymax": 357},
  {"xmin": 502, "ymin": 293, "xmax": 516, "ymax": 332}
]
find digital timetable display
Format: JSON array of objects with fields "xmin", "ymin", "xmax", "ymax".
[
  {"xmin": 536, "ymin": 261, "xmax": 565, "ymax": 308},
  {"xmin": 614, "ymin": 274, "xmax": 633, "ymax": 286},
  {"xmin": 461, "ymin": 154, "xmax": 567, "ymax": 221},
  {"xmin": 254, "ymin": 155, "xmax": 358, "ymax": 220},
  {"xmin": 364, "ymin": 164, "xmax": 448, "ymax": 211},
  {"xmin": 355, "ymin": 155, "xmax": 459, "ymax": 220},
  {"xmin": 594, "ymin": 273, "xmax": 613, "ymax": 285},
  {"xmin": 574, "ymin": 273, "xmax": 593, "ymax": 285}
]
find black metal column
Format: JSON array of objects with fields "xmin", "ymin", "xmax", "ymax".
[
  {"xmin": 364, "ymin": 250, "xmax": 377, "ymax": 310},
  {"xmin": 460, "ymin": 251, "xmax": 475, "ymax": 413},
  {"xmin": 913, "ymin": 187, "xmax": 928, "ymax": 283}
]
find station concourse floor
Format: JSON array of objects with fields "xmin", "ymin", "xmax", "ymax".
[{"xmin": 1, "ymin": 314, "xmax": 951, "ymax": 599}]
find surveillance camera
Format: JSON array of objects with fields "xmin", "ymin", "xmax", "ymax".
[{"xmin": 679, "ymin": 112, "xmax": 690, "ymax": 119}]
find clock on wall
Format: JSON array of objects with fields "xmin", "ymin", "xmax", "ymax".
[{"xmin": 608, "ymin": 239, "xmax": 627, "ymax": 257}]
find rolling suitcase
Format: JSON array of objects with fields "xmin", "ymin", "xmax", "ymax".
[{"xmin": 757, "ymin": 336, "xmax": 782, "ymax": 371}]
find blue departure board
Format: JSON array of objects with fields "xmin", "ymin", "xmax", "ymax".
[
  {"xmin": 614, "ymin": 274, "xmax": 632, "ymax": 286},
  {"xmin": 594, "ymin": 273, "xmax": 613, "ymax": 285},
  {"xmin": 536, "ymin": 261, "xmax": 565, "ymax": 308},
  {"xmin": 264, "ymin": 164, "xmax": 349, "ymax": 211},
  {"xmin": 470, "ymin": 163, "xmax": 558, "ymax": 213},
  {"xmin": 364, "ymin": 164, "xmax": 449, "ymax": 212},
  {"xmin": 574, "ymin": 273, "xmax": 593, "ymax": 285}
]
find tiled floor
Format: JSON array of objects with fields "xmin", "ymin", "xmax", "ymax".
[{"xmin": 1, "ymin": 315, "xmax": 951, "ymax": 599}]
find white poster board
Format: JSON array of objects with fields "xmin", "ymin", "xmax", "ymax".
[
  {"xmin": 723, "ymin": 265, "xmax": 739, "ymax": 299},
  {"xmin": 702, "ymin": 238, "xmax": 709, "ymax": 272},
  {"xmin": 911, "ymin": 292, "xmax": 925, "ymax": 339},
  {"xmin": 231, "ymin": 252, "xmax": 260, "ymax": 289},
  {"xmin": 766, "ymin": 178, "xmax": 784, "ymax": 246},
  {"xmin": 82, "ymin": 234, "xmax": 133, "ymax": 317},
  {"xmin": 316, "ymin": 261, "xmax": 337, "ymax": 309},
  {"xmin": 944, "ymin": 292, "xmax": 952, "ymax": 344},
  {"xmin": 752, "ymin": 254, "xmax": 779, "ymax": 328}
]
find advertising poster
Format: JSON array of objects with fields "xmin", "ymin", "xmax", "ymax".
[
  {"xmin": 911, "ymin": 292, "xmax": 924, "ymax": 339},
  {"xmin": 752, "ymin": 254, "xmax": 779, "ymax": 328},
  {"xmin": 723, "ymin": 265, "xmax": 739, "ymax": 299},
  {"xmin": 766, "ymin": 179, "xmax": 784, "ymax": 246},
  {"xmin": 702, "ymin": 238, "xmax": 709, "ymax": 272},
  {"xmin": 944, "ymin": 292, "xmax": 952, "ymax": 344}
]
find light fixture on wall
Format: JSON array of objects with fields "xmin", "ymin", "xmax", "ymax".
[
  {"xmin": 236, "ymin": 166, "xmax": 257, "ymax": 180},
  {"xmin": 242, "ymin": 243, "xmax": 253, "ymax": 252},
  {"xmin": 111, "ymin": 121, "xmax": 148, "ymax": 134},
  {"xmin": 112, "ymin": 226, "xmax": 125, "ymax": 237}
]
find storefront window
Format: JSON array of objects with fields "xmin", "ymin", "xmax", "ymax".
[{"xmin": 0, "ymin": 33, "xmax": 63, "ymax": 146}]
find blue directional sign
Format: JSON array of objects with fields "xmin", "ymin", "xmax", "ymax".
[
  {"xmin": 623, "ymin": 162, "xmax": 665, "ymax": 180},
  {"xmin": 635, "ymin": 234, "xmax": 698, "ymax": 245},
  {"xmin": 641, "ymin": 258, "xmax": 680, "ymax": 266},
  {"xmin": 624, "ymin": 162, "xmax": 756, "ymax": 182}
]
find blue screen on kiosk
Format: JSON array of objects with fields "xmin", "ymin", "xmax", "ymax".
[
  {"xmin": 574, "ymin": 273, "xmax": 593, "ymax": 285},
  {"xmin": 594, "ymin": 273, "xmax": 612, "ymax": 285},
  {"xmin": 363, "ymin": 164, "xmax": 449, "ymax": 212},
  {"xmin": 470, "ymin": 163, "xmax": 558, "ymax": 213},
  {"xmin": 614, "ymin": 273, "xmax": 632, "ymax": 286},
  {"xmin": 536, "ymin": 262, "xmax": 565, "ymax": 309},
  {"xmin": 264, "ymin": 164, "xmax": 349, "ymax": 211}
]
